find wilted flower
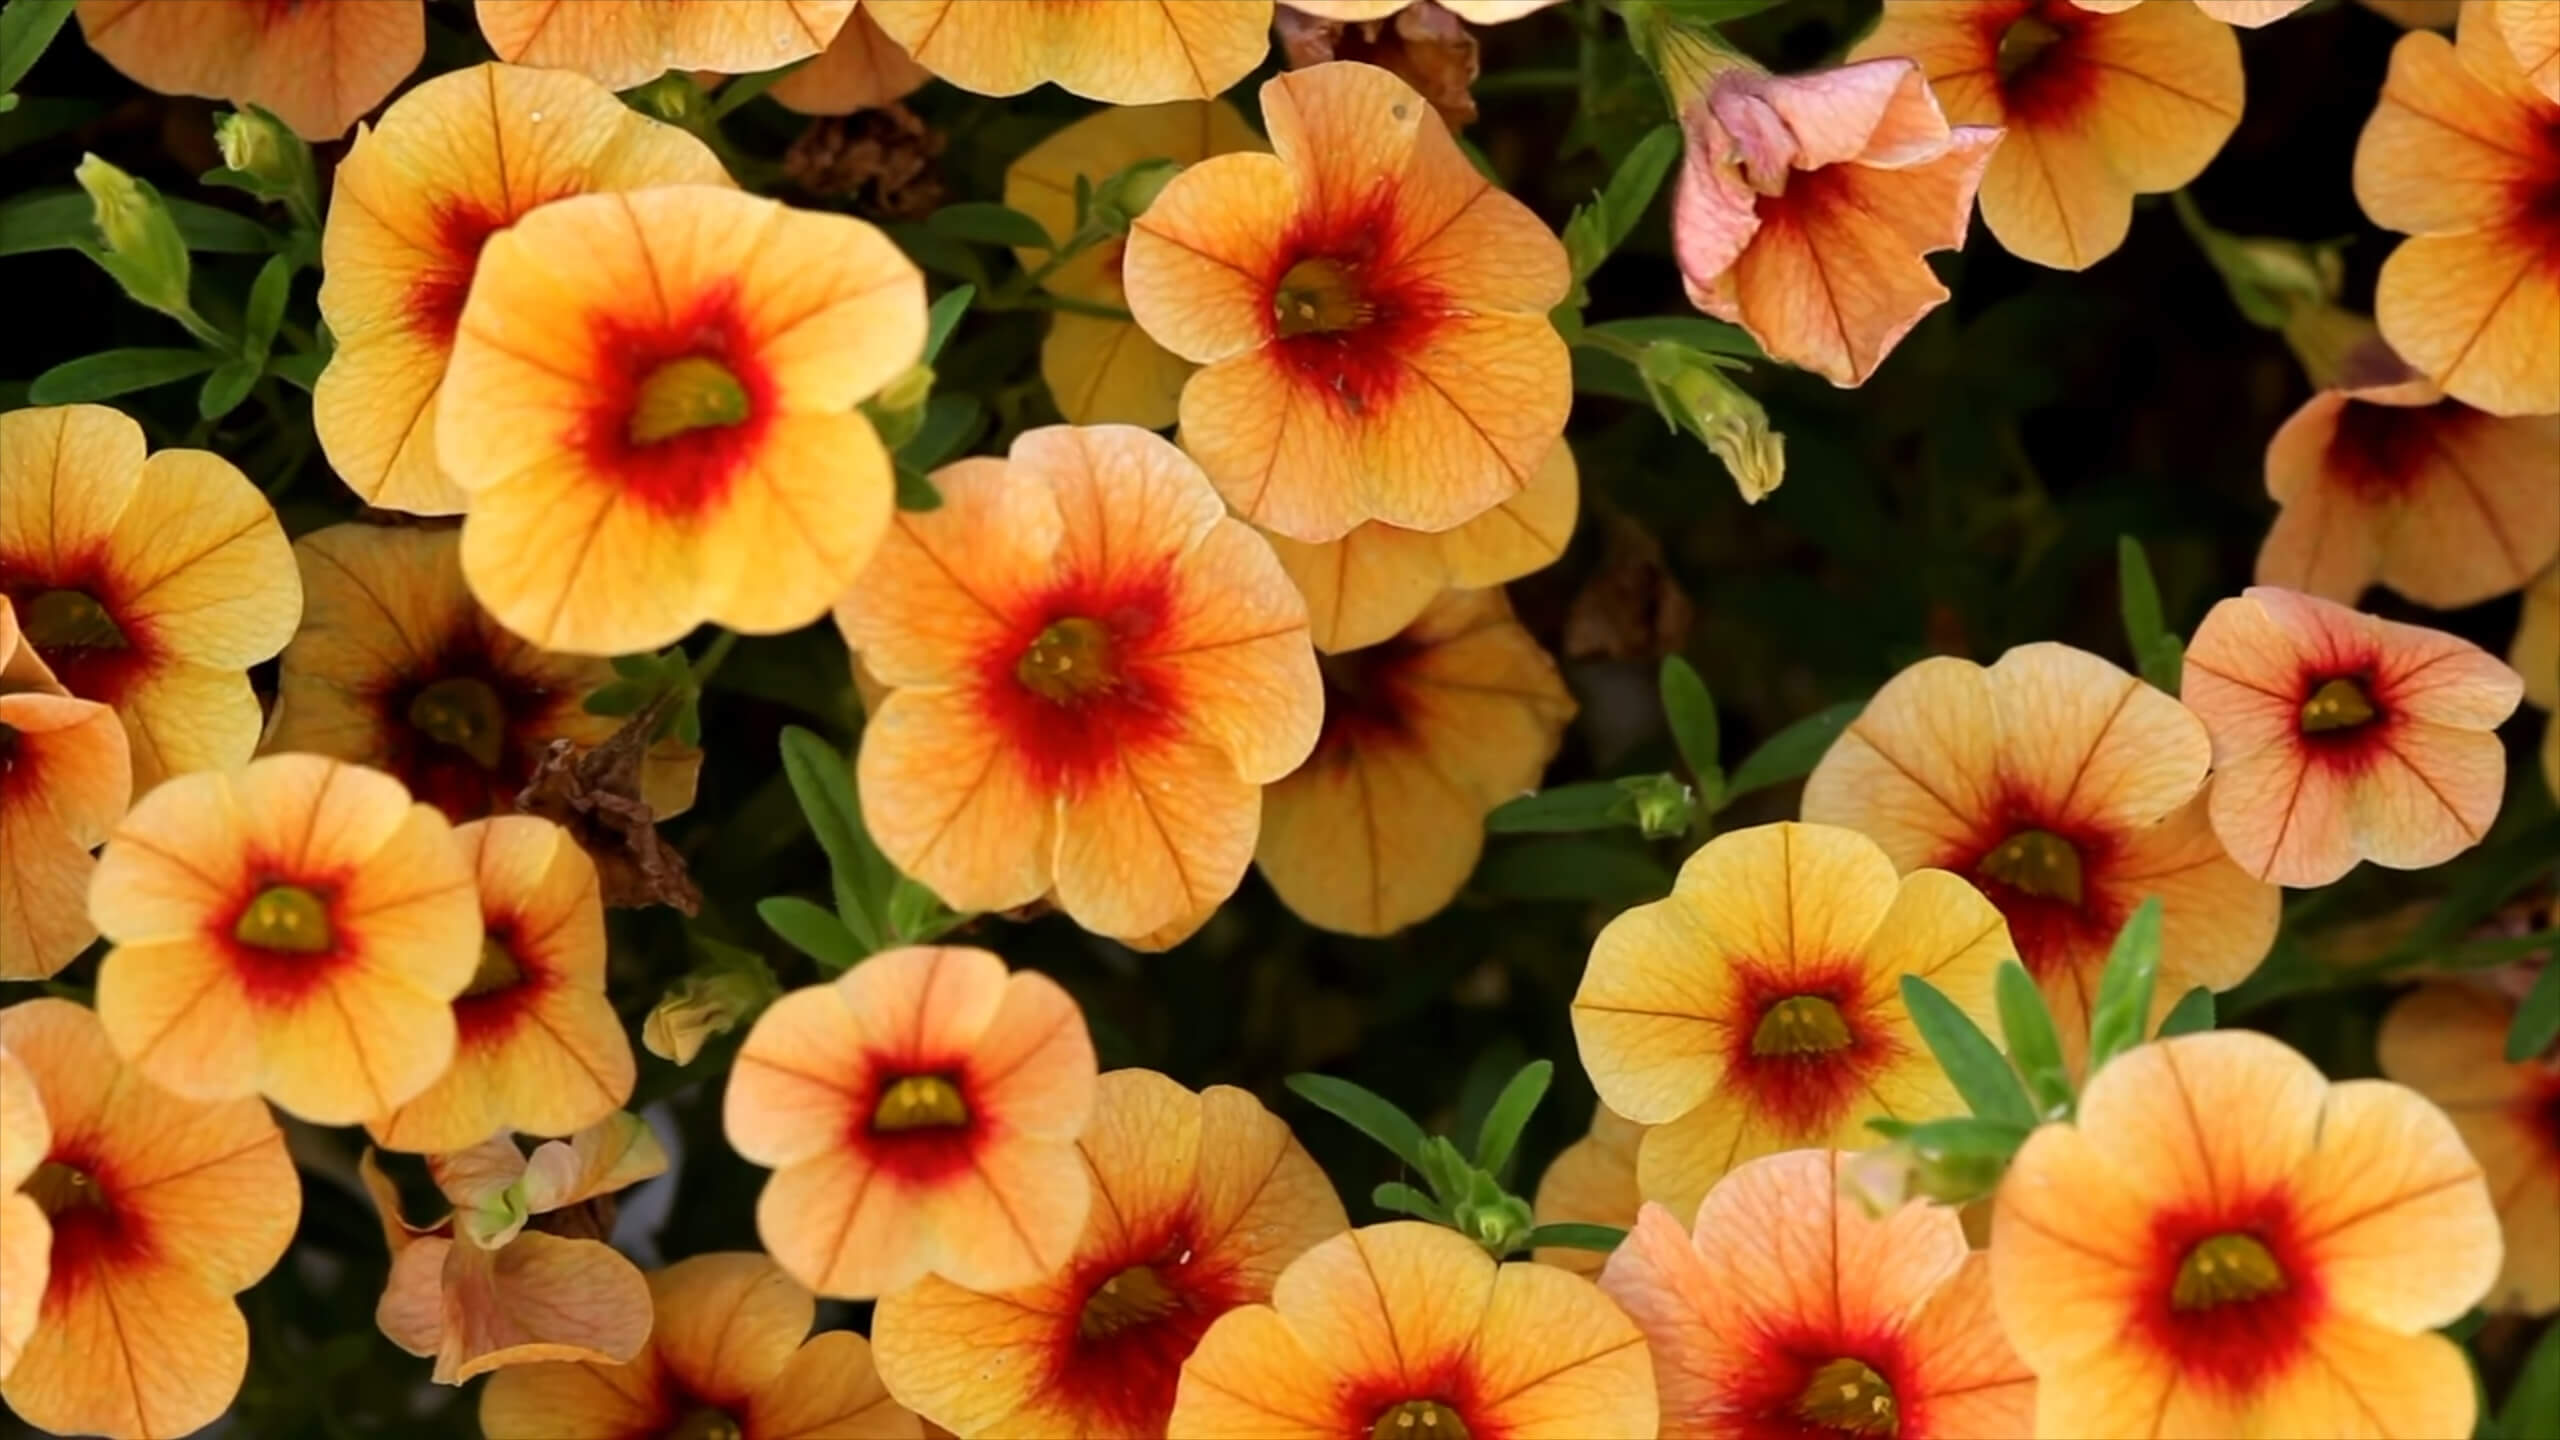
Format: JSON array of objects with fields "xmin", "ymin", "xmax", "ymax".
[{"xmin": 76, "ymin": 0, "xmax": 422, "ymax": 138}]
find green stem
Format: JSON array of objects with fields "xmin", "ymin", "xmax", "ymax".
[
  {"xmin": 691, "ymin": 629, "xmax": 741, "ymax": 685},
  {"xmin": 1572, "ymin": 328, "xmax": 1649, "ymax": 365},
  {"xmin": 1475, "ymin": 68, "xmax": 1581, "ymax": 95}
]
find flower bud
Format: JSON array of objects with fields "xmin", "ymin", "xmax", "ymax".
[
  {"xmin": 863, "ymin": 362, "xmax": 937, "ymax": 451},
  {"xmin": 75, "ymin": 153, "xmax": 195, "ymax": 320},
  {"xmin": 1639, "ymin": 341, "xmax": 1787, "ymax": 503},
  {"xmin": 213, "ymin": 106, "xmax": 321, "ymax": 224},
  {"xmin": 1089, "ymin": 156, "xmax": 1183, "ymax": 232},
  {"xmin": 641, "ymin": 963, "xmax": 778, "ymax": 1066},
  {"xmin": 1618, "ymin": 773, "xmax": 1695, "ymax": 840}
]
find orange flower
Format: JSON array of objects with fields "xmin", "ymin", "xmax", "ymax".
[
  {"xmin": 1993, "ymin": 1030, "xmax": 2501, "ymax": 1436},
  {"xmin": 2498, "ymin": 0, "xmax": 2560, "ymax": 102},
  {"xmin": 0, "ymin": 999, "xmax": 297, "ymax": 1439},
  {"xmin": 1602, "ymin": 1150, "xmax": 2035, "ymax": 1438},
  {"xmin": 0, "ymin": 1043, "xmax": 47, "ymax": 1382},
  {"xmin": 2183, "ymin": 586, "xmax": 2524, "ymax": 886},
  {"xmin": 723, "ymin": 946, "xmax": 1097, "ymax": 1299},
  {"xmin": 1854, "ymin": 0, "xmax": 2241, "ymax": 271},
  {"xmin": 0, "ymin": 598, "xmax": 129, "ymax": 981},
  {"xmin": 1004, "ymin": 100, "xmax": 1266, "ymax": 429},
  {"xmin": 482, "ymin": 1251, "xmax": 924, "ymax": 1438},
  {"xmin": 1288, "ymin": 0, "xmax": 1562, "ymax": 20},
  {"xmin": 2259, "ymin": 372, "xmax": 2560, "ymax": 609},
  {"xmin": 89, "ymin": 753, "xmax": 481, "ymax": 1123},
  {"xmin": 1672, "ymin": 58, "xmax": 2001, "ymax": 385},
  {"xmin": 1167, "ymin": 1220, "xmax": 1657, "ymax": 1438},
  {"xmin": 1257, "ymin": 588, "xmax": 1576, "ymax": 936},
  {"xmin": 769, "ymin": 8, "xmax": 930, "ymax": 114},
  {"xmin": 266, "ymin": 524, "xmax": 699, "ymax": 823},
  {"xmin": 1571, "ymin": 821, "xmax": 2013, "ymax": 1219},
  {"xmin": 364, "ymin": 1114, "xmax": 665, "ymax": 1384},
  {"xmin": 315, "ymin": 62, "xmax": 730, "ymax": 515},
  {"xmin": 0, "ymin": 405, "xmax": 299, "ymax": 793},
  {"xmin": 1802, "ymin": 644, "xmax": 2278, "ymax": 1066},
  {"xmin": 1531, "ymin": 1104, "xmax": 1642, "ymax": 1278},
  {"xmin": 1124, "ymin": 61, "xmax": 1571, "ymax": 542},
  {"xmin": 2067, "ymin": 0, "xmax": 2310, "ymax": 22},
  {"xmin": 2379, "ymin": 984, "xmax": 2559, "ymax": 1315},
  {"xmin": 2355, "ymin": 3, "xmax": 2560, "ymax": 416},
  {"xmin": 872, "ymin": 1069, "xmax": 1347, "ymax": 1436},
  {"xmin": 436, "ymin": 184, "xmax": 924, "ymax": 656},
  {"xmin": 367, "ymin": 816, "xmax": 630, "ymax": 1154},
  {"xmin": 866, "ymin": 0, "xmax": 1270, "ymax": 103},
  {"xmin": 2517, "ymin": 566, "xmax": 2560, "ymax": 798},
  {"xmin": 834, "ymin": 426, "xmax": 1321, "ymax": 946},
  {"xmin": 75, "ymin": 0, "xmax": 421, "ymax": 139},
  {"xmin": 476, "ymin": 0, "xmax": 855, "ymax": 91},
  {"xmin": 1267, "ymin": 440, "xmax": 1579, "ymax": 654}
]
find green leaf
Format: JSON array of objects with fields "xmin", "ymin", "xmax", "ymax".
[
  {"xmin": 778, "ymin": 726, "xmax": 893, "ymax": 940},
  {"xmin": 1472, "ymin": 836, "xmax": 1672, "ymax": 907},
  {"xmin": 888, "ymin": 223, "xmax": 990, "ymax": 288},
  {"xmin": 708, "ymin": 56, "xmax": 809, "ymax": 119},
  {"xmin": 1522, "ymin": 1223, "xmax": 1627, "ymax": 1254},
  {"xmin": 2086, "ymin": 897, "xmax": 2165, "ymax": 1075},
  {"xmin": 1285, "ymin": 1074, "xmax": 1429, "ymax": 1171},
  {"xmin": 268, "ymin": 348, "xmax": 324, "ymax": 393},
  {"xmin": 2117, "ymin": 536, "xmax": 2183, "ymax": 695},
  {"xmin": 1560, "ymin": 122, "xmax": 1680, "ymax": 283},
  {"xmin": 196, "ymin": 357, "xmax": 258, "ymax": 420},
  {"xmin": 1485, "ymin": 779, "xmax": 1643, "ymax": 835},
  {"xmin": 1866, "ymin": 1114, "xmax": 2031, "ymax": 1160},
  {"xmin": 901, "ymin": 392, "xmax": 984, "ymax": 470},
  {"xmin": 1656, "ymin": 0, "xmax": 1789, "ymax": 21},
  {"xmin": 1725, "ymin": 700, "xmax": 1862, "ymax": 799},
  {"xmin": 894, "ymin": 462, "xmax": 943, "ymax": 511},
  {"xmin": 921, "ymin": 283, "xmax": 974, "ymax": 363},
  {"xmin": 928, "ymin": 201, "xmax": 1054, "ymax": 252},
  {"xmin": 1468, "ymin": 1060, "xmax": 1553, "ymax": 1179},
  {"xmin": 1659, "ymin": 656, "xmax": 1725, "ymax": 810},
  {"xmin": 2157, "ymin": 986, "xmax": 2217, "ymax": 1039},
  {"xmin": 0, "ymin": 188, "xmax": 270, "ymax": 257},
  {"xmin": 26, "ymin": 346, "xmax": 215, "ymax": 404},
  {"xmin": 0, "ymin": 0, "xmax": 77, "ymax": 99},
  {"xmin": 582, "ymin": 679, "xmax": 651, "ymax": 716},
  {"xmin": 756, "ymin": 896, "xmax": 868, "ymax": 974},
  {"xmin": 2508, "ymin": 960, "xmax": 2560, "ymax": 1063},
  {"xmin": 1994, "ymin": 960, "xmax": 2075, "ymax": 1121},
  {"xmin": 1371, "ymin": 1182, "xmax": 1448, "ymax": 1224},
  {"xmin": 1583, "ymin": 315, "xmax": 1765, "ymax": 360},
  {"xmin": 241, "ymin": 252, "xmax": 292, "ymax": 363},
  {"xmin": 2500, "ymin": 1317, "xmax": 2560, "ymax": 1440},
  {"xmin": 1902, "ymin": 975, "xmax": 2037, "ymax": 1130}
]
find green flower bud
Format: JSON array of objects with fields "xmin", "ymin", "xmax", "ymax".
[
  {"xmin": 75, "ymin": 153, "xmax": 195, "ymax": 321},
  {"xmin": 1638, "ymin": 341, "xmax": 1787, "ymax": 503},
  {"xmin": 1090, "ymin": 157, "xmax": 1184, "ymax": 232}
]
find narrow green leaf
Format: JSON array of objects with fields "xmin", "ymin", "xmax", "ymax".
[
  {"xmin": 708, "ymin": 57, "xmax": 809, "ymax": 119},
  {"xmin": 26, "ymin": 347, "xmax": 215, "ymax": 404},
  {"xmin": 241, "ymin": 253, "xmax": 292, "ymax": 363},
  {"xmin": 1523, "ymin": 1223, "xmax": 1627, "ymax": 1254},
  {"xmin": 1993, "ymin": 960, "xmax": 2075, "ymax": 1120},
  {"xmin": 778, "ymin": 726, "xmax": 893, "ymax": 936},
  {"xmin": 1371, "ymin": 1182, "xmax": 1448, "ymax": 1224},
  {"xmin": 1655, "ymin": 0, "xmax": 1789, "ymax": 21},
  {"xmin": 196, "ymin": 358, "xmax": 257, "ymax": 420},
  {"xmin": 1469, "ymin": 1060, "xmax": 1554, "ymax": 1179},
  {"xmin": 894, "ymin": 462, "xmax": 943, "ymax": 511},
  {"xmin": 2086, "ymin": 897, "xmax": 2166, "ymax": 1075},
  {"xmin": 901, "ymin": 392, "xmax": 984, "ymax": 470},
  {"xmin": 0, "ymin": 0, "xmax": 78, "ymax": 97},
  {"xmin": 756, "ymin": 896, "xmax": 868, "ymax": 974},
  {"xmin": 2118, "ymin": 536, "xmax": 2182, "ymax": 695},
  {"xmin": 1285, "ymin": 1074, "xmax": 1429, "ymax": 1171},
  {"xmin": 2157, "ymin": 986, "xmax": 2217, "ymax": 1039},
  {"xmin": 1659, "ymin": 656, "xmax": 1725, "ymax": 809},
  {"xmin": 888, "ymin": 223, "xmax": 990, "ymax": 288},
  {"xmin": 2508, "ymin": 961, "xmax": 2560, "ymax": 1063},
  {"xmin": 921, "ymin": 283, "xmax": 974, "ymax": 362},
  {"xmin": 1596, "ymin": 123, "xmax": 1680, "ymax": 255},
  {"xmin": 268, "ymin": 348, "xmax": 324, "ymax": 393},
  {"xmin": 1866, "ymin": 1114, "xmax": 2032, "ymax": 1160},
  {"xmin": 1485, "ymin": 779, "xmax": 1642, "ymax": 835},
  {"xmin": 2499, "ymin": 1316, "xmax": 2560, "ymax": 1440},
  {"xmin": 1725, "ymin": 700, "xmax": 1863, "ymax": 800},
  {"xmin": 1583, "ymin": 315, "xmax": 1765, "ymax": 360},
  {"xmin": 1901, "ymin": 976, "xmax": 2037, "ymax": 1130},
  {"xmin": 928, "ymin": 201, "xmax": 1054, "ymax": 252},
  {"xmin": 0, "ymin": 188, "xmax": 271, "ymax": 257},
  {"xmin": 581, "ymin": 679, "xmax": 652, "ymax": 716},
  {"xmin": 1471, "ymin": 836, "xmax": 1672, "ymax": 906}
]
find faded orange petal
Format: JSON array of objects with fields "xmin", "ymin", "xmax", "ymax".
[
  {"xmin": 768, "ymin": 8, "xmax": 930, "ymax": 113},
  {"xmin": 2379, "ymin": 984, "xmax": 2560, "ymax": 1314},
  {"xmin": 867, "ymin": 0, "xmax": 1270, "ymax": 103},
  {"xmin": 2500, "ymin": 0, "xmax": 2560, "ymax": 101},
  {"xmin": 78, "ymin": 0, "xmax": 422, "ymax": 139},
  {"xmin": 476, "ymin": 0, "xmax": 854, "ymax": 91}
]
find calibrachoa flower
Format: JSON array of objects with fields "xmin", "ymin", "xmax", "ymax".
[
  {"xmin": 835, "ymin": 426, "xmax": 1321, "ymax": 946},
  {"xmin": 2354, "ymin": 2, "xmax": 2560, "ymax": 416},
  {"xmin": 1993, "ymin": 1030, "xmax": 2501, "ymax": 1436},
  {"xmin": 1571, "ymin": 821, "xmax": 2013, "ymax": 1219},
  {"xmin": 1257, "ymin": 588, "xmax": 1576, "ymax": 937},
  {"xmin": 1602, "ymin": 1150, "xmax": 2035, "ymax": 1438},
  {"xmin": 475, "ymin": 0, "xmax": 854, "ymax": 91},
  {"xmin": 482, "ymin": 1251, "xmax": 923, "ymax": 1439},
  {"xmin": 367, "ymin": 815, "xmax": 630, "ymax": 1154},
  {"xmin": 872, "ymin": 1068, "xmax": 1348, "ymax": 1436},
  {"xmin": 0, "ymin": 598, "xmax": 129, "ymax": 981},
  {"xmin": 0, "ymin": 404, "xmax": 299, "ymax": 792},
  {"xmin": 2067, "ymin": 0, "xmax": 2310, "ymax": 22},
  {"xmin": 1167, "ymin": 1220, "xmax": 1658, "ymax": 1437},
  {"xmin": 364, "ymin": 1114, "xmax": 665, "ymax": 1384},
  {"xmin": 1854, "ymin": 0, "xmax": 2242, "ymax": 271},
  {"xmin": 1267, "ymin": 440, "xmax": 1580, "ymax": 654},
  {"xmin": 2380, "ymin": 984, "xmax": 2560, "ymax": 1315},
  {"xmin": 2518, "ymin": 566, "xmax": 2559, "ymax": 798},
  {"xmin": 1004, "ymin": 99, "xmax": 1265, "ymax": 429},
  {"xmin": 0, "ymin": 998, "xmax": 298, "ymax": 1439},
  {"xmin": 724, "ymin": 945, "xmax": 1097, "ymax": 1299},
  {"xmin": 0, "ymin": 1044, "xmax": 45, "ymax": 1381},
  {"xmin": 2500, "ymin": 0, "xmax": 2560, "ymax": 101},
  {"xmin": 88, "ymin": 753, "xmax": 481, "ymax": 1123},
  {"xmin": 2259, "ymin": 369, "xmax": 2560, "ymax": 609},
  {"xmin": 1288, "ymin": 1, "xmax": 1563, "ymax": 20},
  {"xmin": 769, "ymin": 8, "xmax": 930, "ymax": 114},
  {"xmin": 267, "ymin": 524, "xmax": 700, "ymax": 823},
  {"xmin": 866, "ymin": 0, "xmax": 1271, "ymax": 103},
  {"xmin": 1672, "ymin": 58, "xmax": 2000, "ymax": 386},
  {"xmin": 437, "ymin": 184, "xmax": 925, "ymax": 656},
  {"xmin": 1531, "ymin": 1104, "xmax": 1641, "ymax": 1278},
  {"xmin": 75, "ymin": 0, "xmax": 422, "ymax": 139},
  {"xmin": 1802, "ymin": 644, "xmax": 2279, "ymax": 1066},
  {"xmin": 315, "ymin": 62, "xmax": 730, "ymax": 515},
  {"xmin": 1124, "ymin": 61, "xmax": 1571, "ymax": 542},
  {"xmin": 2183, "ymin": 586, "xmax": 2524, "ymax": 886}
]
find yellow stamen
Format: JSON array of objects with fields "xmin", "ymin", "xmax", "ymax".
[
  {"xmin": 19, "ymin": 589, "xmax": 125, "ymax": 651},
  {"xmin": 628, "ymin": 355, "xmax": 750, "ymax": 446},
  {"xmin": 1078, "ymin": 1263, "xmax": 1179, "ymax": 1338},
  {"xmin": 1752, "ymin": 995, "xmax": 1852, "ymax": 1056},
  {"xmin": 872, "ymin": 1074, "xmax": 969, "ymax": 1132},
  {"xmin": 1976, "ymin": 829, "xmax": 2085, "ymax": 906},
  {"xmin": 25, "ymin": 1161, "xmax": 107, "ymax": 1219},
  {"xmin": 235, "ymin": 884, "xmax": 333, "ymax": 954},
  {"xmin": 1370, "ymin": 1401, "xmax": 1471, "ymax": 1440},
  {"xmin": 2299, "ymin": 677, "xmax": 2377, "ymax": 734},
  {"xmin": 1996, "ymin": 13, "xmax": 2064, "ymax": 81},
  {"xmin": 1017, "ymin": 617, "xmax": 1116, "ymax": 703},
  {"xmin": 664, "ymin": 1409, "xmax": 744, "ymax": 1440},
  {"xmin": 408, "ymin": 675, "xmax": 506, "ymax": 770},
  {"xmin": 1796, "ymin": 1357, "xmax": 1899, "ymax": 1435},
  {"xmin": 1273, "ymin": 258, "xmax": 1373, "ymax": 337},
  {"xmin": 2172, "ymin": 1233, "xmax": 2286, "ymax": 1311}
]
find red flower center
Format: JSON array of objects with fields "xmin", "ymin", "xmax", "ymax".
[
  {"xmin": 1315, "ymin": 640, "xmax": 1425, "ymax": 755},
  {"xmin": 1952, "ymin": 801, "xmax": 2123, "ymax": 984},
  {"xmin": 1989, "ymin": 1, "xmax": 2097, "ymax": 125},
  {"xmin": 1371, "ymin": 1400, "xmax": 1472, "ymax": 1440},
  {"xmin": 1039, "ymin": 1223, "xmax": 1250, "ymax": 1431},
  {"xmin": 454, "ymin": 916, "xmax": 549, "ymax": 1049},
  {"xmin": 2516, "ymin": 118, "xmax": 2560, "ymax": 262},
  {"xmin": 220, "ymin": 873, "xmax": 356, "ymax": 1006},
  {"xmin": 380, "ymin": 633, "xmax": 566, "ymax": 822},
  {"xmin": 28, "ymin": 1144, "xmax": 148, "ymax": 1318},
  {"xmin": 981, "ymin": 573, "xmax": 1183, "ymax": 797},
  {"xmin": 1724, "ymin": 958, "xmax": 1898, "ymax": 1138},
  {"xmin": 583, "ymin": 289, "xmax": 775, "ymax": 519},
  {"xmin": 2, "ymin": 575, "xmax": 154, "ymax": 708},
  {"xmin": 2138, "ymin": 1193, "xmax": 2322, "ymax": 1392},
  {"xmin": 2298, "ymin": 676, "xmax": 2379, "ymax": 735},
  {"xmin": 2324, "ymin": 400, "xmax": 2477, "ymax": 504},
  {"xmin": 1975, "ymin": 828, "xmax": 2084, "ymax": 908},
  {"xmin": 24, "ymin": 1159, "xmax": 107, "ymax": 1223},
  {"xmin": 1264, "ymin": 189, "xmax": 1449, "ymax": 418},
  {"xmin": 409, "ymin": 201, "xmax": 512, "ymax": 345}
]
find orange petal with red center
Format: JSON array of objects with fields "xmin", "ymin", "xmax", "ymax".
[
  {"xmin": 3, "ymin": 1244, "xmax": 251, "ymax": 1439},
  {"xmin": 1705, "ymin": 1149, "xmax": 1968, "ymax": 1348},
  {"xmin": 2354, "ymin": 29, "xmax": 2549, "ymax": 235},
  {"xmin": 1122, "ymin": 152, "xmax": 1300, "ymax": 363},
  {"xmin": 2360, "ymin": 405, "xmax": 2560, "ymax": 608},
  {"xmin": 1167, "ymin": 1305, "xmax": 1344, "ymax": 1437},
  {"xmin": 858, "ymin": 685, "xmax": 1056, "ymax": 916},
  {"xmin": 1461, "ymin": 1253, "xmax": 1654, "ymax": 1436},
  {"xmin": 1053, "ymin": 734, "xmax": 1262, "ymax": 942},
  {"xmin": 1593, "ymin": 1203, "xmax": 1733, "ymax": 1425},
  {"xmin": 1989, "ymin": 1122, "xmax": 2158, "ymax": 1370},
  {"xmin": 78, "ymin": 0, "xmax": 422, "ymax": 139},
  {"xmin": 434, "ymin": 1231, "xmax": 655, "ymax": 1384},
  {"xmin": 2499, "ymin": 0, "xmax": 2560, "ymax": 100},
  {"xmin": 1801, "ymin": 654, "xmax": 2001, "ymax": 866},
  {"xmin": 1727, "ymin": 168, "xmax": 1953, "ymax": 386},
  {"xmin": 1901, "ymin": 1254, "xmax": 2038, "ymax": 1436},
  {"xmin": 1532, "ymin": 1106, "xmax": 1642, "ymax": 1277},
  {"xmin": 644, "ymin": 1252, "xmax": 814, "ymax": 1405},
  {"xmin": 768, "ymin": 8, "xmax": 930, "ymax": 113},
  {"xmin": 1985, "ymin": 641, "xmax": 2207, "ymax": 832},
  {"xmin": 2254, "ymin": 1319, "xmax": 2478, "ymax": 1439},
  {"xmin": 2100, "ymin": 790, "xmax": 2280, "ymax": 1020},
  {"xmin": 2377, "ymin": 229, "xmax": 2560, "ymax": 418},
  {"xmin": 1271, "ymin": 1221, "xmax": 1498, "ymax": 1393},
  {"xmin": 0, "ymin": 689, "xmax": 128, "ymax": 981},
  {"xmin": 835, "ymin": 458, "xmax": 1065, "ymax": 688},
  {"xmin": 2076, "ymin": 1031, "xmax": 2326, "ymax": 1213},
  {"xmin": 475, "ymin": 0, "xmax": 854, "ymax": 91}
]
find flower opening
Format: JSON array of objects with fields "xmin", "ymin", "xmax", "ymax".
[
  {"xmin": 1017, "ymin": 616, "xmax": 1121, "ymax": 703},
  {"xmin": 872, "ymin": 1074, "xmax": 970, "ymax": 1134},
  {"xmin": 1751, "ymin": 994, "xmax": 1854, "ymax": 1057},
  {"xmin": 1274, "ymin": 256, "xmax": 1378, "ymax": 337},
  {"xmin": 1796, "ymin": 1357, "xmax": 1899, "ymax": 1434},
  {"xmin": 1078, "ymin": 1262, "xmax": 1181, "ymax": 1339},
  {"xmin": 406, "ymin": 675, "xmax": 506, "ymax": 772},
  {"xmin": 233, "ymin": 883, "xmax": 334, "ymax": 955},
  {"xmin": 2172, "ymin": 1233, "xmax": 2288, "ymax": 1312},
  {"xmin": 1975, "ymin": 828, "xmax": 2085, "ymax": 906},
  {"xmin": 627, "ymin": 355, "xmax": 753, "ymax": 448},
  {"xmin": 665, "ymin": 1409, "xmax": 743, "ymax": 1440},
  {"xmin": 1371, "ymin": 1400, "xmax": 1472, "ymax": 1439},
  {"xmin": 24, "ymin": 1159, "xmax": 105, "ymax": 1222},
  {"xmin": 462, "ymin": 935, "xmax": 523, "ymax": 1000},
  {"xmin": 17, "ymin": 590, "xmax": 125, "ymax": 653},
  {"xmin": 1997, "ymin": 11, "xmax": 2066, "ymax": 80},
  {"xmin": 2299, "ymin": 676, "xmax": 2379, "ymax": 734}
]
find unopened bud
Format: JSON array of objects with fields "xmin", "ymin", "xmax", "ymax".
[
  {"xmin": 1621, "ymin": 0, "xmax": 1758, "ymax": 113},
  {"xmin": 1455, "ymin": 1190, "xmax": 1536, "ymax": 1258},
  {"xmin": 75, "ymin": 153, "xmax": 194, "ymax": 320},
  {"xmin": 1618, "ymin": 773, "xmax": 1694, "ymax": 840},
  {"xmin": 641, "ymin": 966, "xmax": 776, "ymax": 1066},
  {"xmin": 863, "ymin": 363, "xmax": 936, "ymax": 450},
  {"xmin": 1640, "ymin": 341, "xmax": 1786, "ymax": 503},
  {"xmin": 1090, "ymin": 157, "xmax": 1183, "ymax": 231},
  {"xmin": 213, "ymin": 106, "xmax": 321, "ymax": 224}
]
